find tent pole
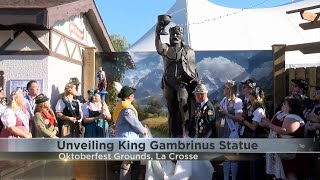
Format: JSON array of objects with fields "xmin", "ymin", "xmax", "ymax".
[{"xmin": 185, "ymin": 0, "xmax": 192, "ymax": 47}]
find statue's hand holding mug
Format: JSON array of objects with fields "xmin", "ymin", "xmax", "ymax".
[{"xmin": 157, "ymin": 14, "xmax": 171, "ymax": 35}]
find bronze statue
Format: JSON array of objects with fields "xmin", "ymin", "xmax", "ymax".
[{"xmin": 155, "ymin": 14, "xmax": 198, "ymax": 137}]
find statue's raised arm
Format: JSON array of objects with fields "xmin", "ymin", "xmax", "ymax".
[{"xmin": 155, "ymin": 15, "xmax": 170, "ymax": 56}]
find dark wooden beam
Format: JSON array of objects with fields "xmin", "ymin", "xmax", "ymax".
[
  {"xmin": 25, "ymin": 30, "xmax": 49, "ymax": 51},
  {"xmin": 299, "ymin": 20, "xmax": 320, "ymax": 30},
  {"xmin": 0, "ymin": 50, "xmax": 48, "ymax": 55},
  {"xmin": 0, "ymin": 30, "xmax": 23, "ymax": 51},
  {"xmin": 286, "ymin": 41, "xmax": 320, "ymax": 54},
  {"xmin": 286, "ymin": 4, "xmax": 320, "ymax": 14}
]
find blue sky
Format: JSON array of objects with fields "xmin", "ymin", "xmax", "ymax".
[{"xmin": 96, "ymin": 0, "xmax": 293, "ymax": 45}]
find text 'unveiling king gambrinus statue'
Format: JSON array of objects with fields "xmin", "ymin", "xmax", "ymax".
[{"xmin": 155, "ymin": 14, "xmax": 198, "ymax": 137}]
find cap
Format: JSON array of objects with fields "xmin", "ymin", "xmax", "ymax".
[
  {"xmin": 241, "ymin": 79, "xmax": 256, "ymax": 89},
  {"xmin": 118, "ymin": 86, "xmax": 136, "ymax": 98},
  {"xmin": 35, "ymin": 94, "xmax": 50, "ymax": 104},
  {"xmin": 192, "ymin": 84, "xmax": 208, "ymax": 94},
  {"xmin": 291, "ymin": 79, "xmax": 308, "ymax": 91},
  {"xmin": 69, "ymin": 77, "xmax": 81, "ymax": 85}
]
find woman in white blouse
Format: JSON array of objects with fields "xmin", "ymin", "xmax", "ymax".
[
  {"xmin": 218, "ymin": 80, "xmax": 243, "ymax": 180},
  {"xmin": 82, "ymin": 89, "xmax": 111, "ymax": 137},
  {"xmin": 240, "ymin": 88, "xmax": 267, "ymax": 137},
  {"xmin": 260, "ymin": 98, "xmax": 305, "ymax": 180},
  {"xmin": 0, "ymin": 90, "xmax": 32, "ymax": 138},
  {"xmin": 55, "ymin": 83, "xmax": 83, "ymax": 137}
]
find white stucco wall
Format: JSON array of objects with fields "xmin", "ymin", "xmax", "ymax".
[
  {"xmin": 82, "ymin": 15, "xmax": 103, "ymax": 52},
  {"xmin": 47, "ymin": 56, "xmax": 82, "ymax": 107},
  {"xmin": 52, "ymin": 15, "xmax": 103, "ymax": 52},
  {"xmin": 0, "ymin": 55, "xmax": 83, "ymax": 107},
  {"xmin": 0, "ymin": 55, "xmax": 48, "ymax": 97}
]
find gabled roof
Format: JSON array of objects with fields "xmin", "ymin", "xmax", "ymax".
[
  {"xmin": 0, "ymin": 0, "xmax": 80, "ymax": 8},
  {"xmin": 0, "ymin": 0, "xmax": 115, "ymax": 52}
]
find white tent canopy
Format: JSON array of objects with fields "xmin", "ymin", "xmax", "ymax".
[{"xmin": 128, "ymin": 0, "xmax": 320, "ymax": 69}]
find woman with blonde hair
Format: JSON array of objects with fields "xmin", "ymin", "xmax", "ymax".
[
  {"xmin": 55, "ymin": 83, "xmax": 83, "ymax": 137},
  {"xmin": 218, "ymin": 80, "xmax": 243, "ymax": 180},
  {"xmin": 0, "ymin": 90, "xmax": 32, "ymax": 138},
  {"xmin": 34, "ymin": 94, "xmax": 58, "ymax": 138}
]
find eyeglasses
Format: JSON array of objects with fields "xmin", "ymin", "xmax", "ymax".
[{"xmin": 291, "ymin": 84, "xmax": 298, "ymax": 88}]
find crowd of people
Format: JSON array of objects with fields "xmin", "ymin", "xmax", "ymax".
[
  {"xmin": 0, "ymin": 77, "xmax": 319, "ymax": 180},
  {"xmin": 186, "ymin": 78, "xmax": 320, "ymax": 180},
  {"xmin": 0, "ymin": 78, "xmax": 112, "ymax": 139}
]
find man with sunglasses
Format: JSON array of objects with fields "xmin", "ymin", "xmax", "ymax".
[{"xmin": 156, "ymin": 22, "xmax": 198, "ymax": 137}]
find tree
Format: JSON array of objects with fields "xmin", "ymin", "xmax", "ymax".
[
  {"xmin": 145, "ymin": 97, "xmax": 163, "ymax": 116},
  {"xmin": 110, "ymin": 34, "xmax": 130, "ymax": 52},
  {"xmin": 106, "ymin": 34, "xmax": 131, "ymax": 110}
]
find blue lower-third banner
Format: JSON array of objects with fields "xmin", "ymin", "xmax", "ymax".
[{"xmin": 0, "ymin": 138, "xmax": 318, "ymax": 160}]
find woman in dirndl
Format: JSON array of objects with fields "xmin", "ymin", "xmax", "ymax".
[
  {"xmin": 218, "ymin": 80, "xmax": 243, "ymax": 180},
  {"xmin": 82, "ymin": 88, "xmax": 111, "ymax": 138},
  {"xmin": 0, "ymin": 90, "xmax": 31, "ymax": 138},
  {"xmin": 260, "ymin": 98, "xmax": 305, "ymax": 180}
]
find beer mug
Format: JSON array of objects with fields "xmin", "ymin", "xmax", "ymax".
[{"xmin": 158, "ymin": 14, "xmax": 171, "ymax": 35}]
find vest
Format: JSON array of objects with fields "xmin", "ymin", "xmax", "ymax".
[{"xmin": 113, "ymin": 101, "xmax": 138, "ymax": 124}]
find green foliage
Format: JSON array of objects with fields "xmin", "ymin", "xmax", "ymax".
[
  {"xmin": 132, "ymin": 101, "xmax": 148, "ymax": 120},
  {"xmin": 104, "ymin": 34, "xmax": 131, "ymax": 110},
  {"xmin": 144, "ymin": 96, "xmax": 164, "ymax": 116},
  {"xmin": 110, "ymin": 34, "xmax": 130, "ymax": 52},
  {"xmin": 141, "ymin": 117, "xmax": 168, "ymax": 137},
  {"xmin": 106, "ymin": 57, "xmax": 130, "ymax": 112}
]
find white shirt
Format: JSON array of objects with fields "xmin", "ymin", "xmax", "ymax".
[
  {"xmin": 24, "ymin": 94, "xmax": 36, "ymax": 117},
  {"xmin": 252, "ymin": 107, "xmax": 265, "ymax": 123},
  {"xmin": 0, "ymin": 104, "xmax": 5, "ymax": 117},
  {"xmin": 1, "ymin": 107, "xmax": 29, "ymax": 131},
  {"xmin": 82, "ymin": 102, "xmax": 111, "ymax": 118},
  {"xmin": 200, "ymin": 98, "xmax": 208, "ymax": 109}
]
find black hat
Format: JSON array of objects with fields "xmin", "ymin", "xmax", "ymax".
[
  {"xmin": 69, "ymin": 77, "xmax": 81, "ymax": 85},
  {"xmin": 118, "ymin": 86, "xmax": 136, "ymax": 98},
  {"xmin": 35, "ymin": 94, "xmax": 50, "ymax": 104},
  {"xmin": 291, "ymin": 79, "xmax": 308, "ymax": 91},
  {"xmin": 241, "ymin": 79, "xmax": 256, "ymax": 89},
  {"xmin": 87, "ymin": 88, "xmax": 98, "ymax": 99}
]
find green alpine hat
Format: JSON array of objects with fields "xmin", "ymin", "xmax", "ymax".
[
  {"xmin": 35, "ymin": 94, "xmax": 50, "ymax": 104},
  {"xmin": 118, "ymin": 86, "xmax": 136, "ymax": 98}
]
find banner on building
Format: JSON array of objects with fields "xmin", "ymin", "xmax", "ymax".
[{"xmin": 9, "ymin": 80, "xmax": 43, "ymax": 96}]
